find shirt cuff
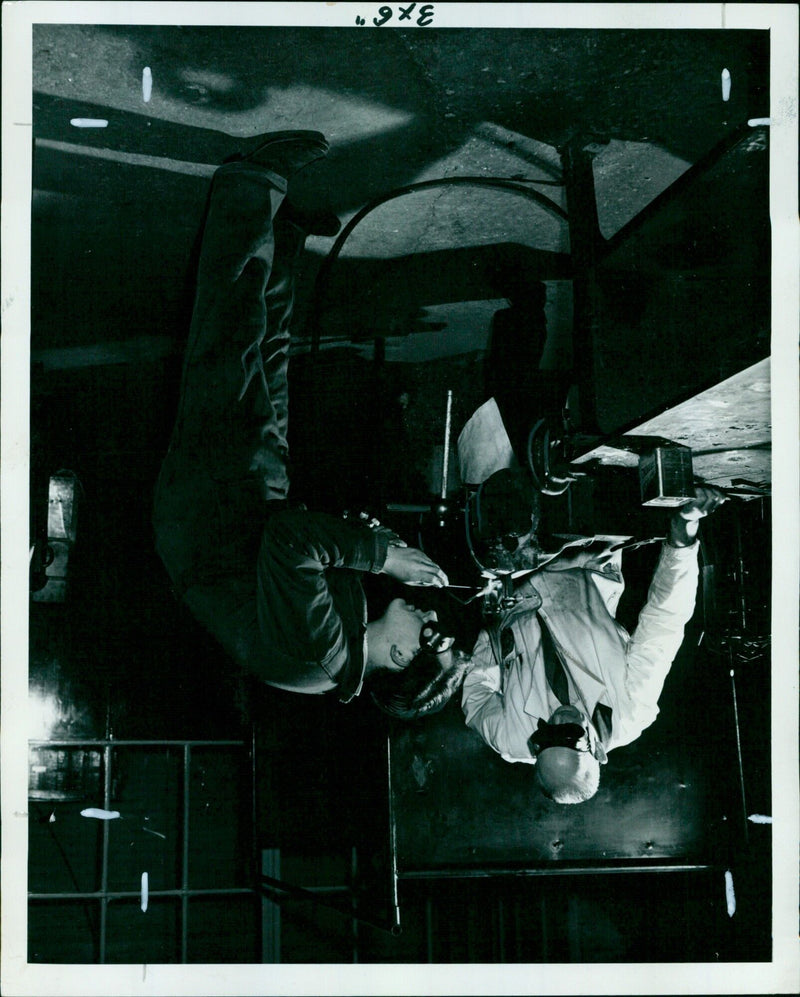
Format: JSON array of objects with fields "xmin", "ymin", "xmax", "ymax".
[{"xmin": 368, "ymin": 528, "xmax": 391, "ymax": 573}]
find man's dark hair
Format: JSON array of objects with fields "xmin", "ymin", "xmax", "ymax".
[{"xmin": 369, "ymin": 649, "xmax": 470, "ymax": 720}]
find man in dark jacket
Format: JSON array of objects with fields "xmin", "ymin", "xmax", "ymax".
[{"xmin": 153, "ymin": 131, "xmax": 459, "ymax": 710}]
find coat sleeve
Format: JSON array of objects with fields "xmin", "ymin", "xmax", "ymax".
[
  {"xmin": 257, "ymin": 510, "xmax": 390, "ymax": 668},
  {"xmin": 461, "ymin": 628, "xmax": 537, "ymax": 764},
  {"xmin": 619, "ymin": 541, "xmax": 700, "ymax": 742}
]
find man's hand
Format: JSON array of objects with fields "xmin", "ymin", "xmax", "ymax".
[
  {"xmin": 667, "ymin": 485, "xmax": 728, "ymax": 547},
  {"xmin": 382, "ymin": 545, "xmax": 449, "ymax": 587}
]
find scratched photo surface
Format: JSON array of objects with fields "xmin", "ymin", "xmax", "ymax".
[{"xmin": 7, "ymin": 5, "xmax": 793, "ymax": 994}]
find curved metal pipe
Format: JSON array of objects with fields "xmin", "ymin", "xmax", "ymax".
[{"xmin": 307, "ymin": 176, "xmax": 567, "ymax": 353}]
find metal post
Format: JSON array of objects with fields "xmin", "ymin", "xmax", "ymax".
[
  {"xmin": 374, "ymin": 336, "xmax": 387, "ymax": 511},
  {"xmin": 181, "ymin": 743, "xmax": 191, "ymax": 963},
  {"xmin": 425, "ymin": 896, "xmax": 434, "ymax": 963},
  {"xmin": 496, "ymin": 897, "xmax": 506, "ymax": 962},
  {"xmin": 539, "ymin": 890, "xmax": 548, "ymax": 961},
  {"xmin": 261, "ymin": 849, "xmax": 281, "ymax": 963},
  {"xmin": 735, "ymin": 515, "xmax": 749, "ymax": 632},
  {"xmin": 496, "ymin": 897, "xmax": 506, "ymax": 963},
  {"xmin": 729, "ymin": 656, "xmax": 749, "ymax": 845},
  {"xmin": 98, "ymin": 743, "xmax": 112, "ymax": 963},
  {"xmin": 385, "ymin": 734, "xmax": 401, "ymax": 934},
  {"xmin": 441, "ymin": 389, "xmax": 453, "ymax": 500},
  {"xmin": 259, "ymin": 875, "xmax": 398, "ymax": 935},
  {"xmin": 350, "ymin": 846, "xmax": 359, "ymax": 963},
  {"xmin": 29, "ymin": 887, "xmax": 255, "ymax": 901},
  {"xmin": 561, "ymin": 140, "xmax": 604, "ymax": 434},
  {"xmin": 567, "ymin": 893, "xmax": 581, "ymax": 961}
]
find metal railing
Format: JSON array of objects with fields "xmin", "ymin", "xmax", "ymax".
[{"xmin": 28, "ymin": 738, "xmax": 252, "ymax": 964}]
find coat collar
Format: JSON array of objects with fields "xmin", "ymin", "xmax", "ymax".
[{"xmin": 521, "ymin": 574, "xmax": 620, "ymax": 722}]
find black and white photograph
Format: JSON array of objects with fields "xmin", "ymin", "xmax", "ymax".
[{"xmin": 2, "ymin": 2, "xmax": 798, "ymax": 994}]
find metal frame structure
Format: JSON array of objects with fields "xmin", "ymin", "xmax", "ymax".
[
  {"xmin": 28, "ymin": 738, "xmax": 253, "ymax": 964},
  {"xmin": 257, "ymin": 736, "xmax": 402, "ymax": 938}
]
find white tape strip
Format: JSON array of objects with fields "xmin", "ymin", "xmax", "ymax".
[
  {"xmin": 80, "ymin": 808, "xmax": 120, "ymax": 820},
  {"xmin": 724, "ymin": 869, "xmax": 736, "ymax": 918},
  {"xmin": 721, "ymin": 68, "xmax": 731, "ymax": 102}
]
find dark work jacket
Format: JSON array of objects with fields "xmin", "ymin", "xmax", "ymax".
[{"xmin": 253, "ymin": 510, "xmax": 390, "ymax": 702}]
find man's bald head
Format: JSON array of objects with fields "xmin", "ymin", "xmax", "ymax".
[{"xmin": 535, "ymin": 746, "xmax": 601, "ymax": 804}]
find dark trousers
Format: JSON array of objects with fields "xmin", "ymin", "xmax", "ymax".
[{"xmin": 153, "ymin": 162, "xmax": 303, "ymax": 666}]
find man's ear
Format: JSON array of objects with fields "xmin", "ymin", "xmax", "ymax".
[{"xmin": 389, "ymin": 644, "xmax": 410, "ymax": 671}]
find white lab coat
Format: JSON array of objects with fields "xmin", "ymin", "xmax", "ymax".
[{"xmin": 461, "ymin": 541, "xmax": 700, "ymax": 763}]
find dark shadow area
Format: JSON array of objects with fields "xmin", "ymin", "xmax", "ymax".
[
  {"xmin": 83, "ymin": 25, "xmax": 768, "ymax": 164},
  {"xmin": 311, "ymin": 243, "xmax": 571, "ymax": 343}
]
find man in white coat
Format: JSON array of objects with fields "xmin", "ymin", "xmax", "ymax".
[
  {"xmin": 461, "ymin": 487, "xmax": 725, "ymax": 803},
  {"xmin": 457, "ymin": 398, "xmax": 726, "ymax": 804}
]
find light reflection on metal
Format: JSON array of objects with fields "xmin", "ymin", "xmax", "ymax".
[
  {"xmin": 32, "ymin": 472, "xmax": 80, "ymax": 603},
  {"xmin": 28, "ymin": 688, "xmax": 61, "ymax": 741},
  {"xmin": 28, "ymin": 741, "xmax": 102, "ymax": 801},
  {"xmin": 28, "ymin": 665, "xmax": 96, "ymax": 741},
  {"xmin": 441, "ymin": 389, "xmax": 453, "ymax": 500},
  {"xmin": 28, "ymin": 669, "xmax": 101, "ymax": 798}
]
